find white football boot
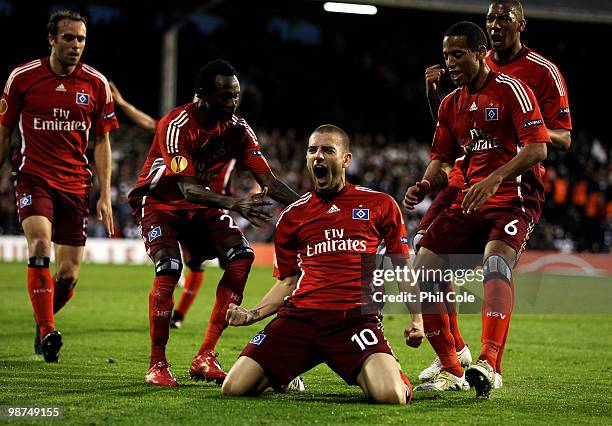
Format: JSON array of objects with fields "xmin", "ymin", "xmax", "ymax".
[
  {"xmin": 413, "ymin": 371, "xmax": 469, "ymax": 392},
  {"xmin": 465, "ymin": 360, "xmax": 495, "ymax": 398},
  {"xmin": 286, "ymin": 376, "xmax": 306, "ymax": 392},
  {"xmin": 418, "ymin": 345, "xmax": 472, "ymax": 382},
  {"xmin": 494, "ymin": 373, "xmax": 503, "ymax": 389}
]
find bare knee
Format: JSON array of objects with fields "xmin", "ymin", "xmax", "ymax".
[
  {"xmin": 29, "ymin": 238, "xmax": 51, "ymax": 257},
  {"xmin": 221, "ymin": 356, "xmax": 267, "ymax": 397},
  {"xmin": 368, "ymin": 383, "xmax": 406, "ymax": 405}
]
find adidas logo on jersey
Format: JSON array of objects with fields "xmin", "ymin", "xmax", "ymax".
[
  {"xmin": 327, "ymin": 204, "xmax": 340, "ymax": 214},
  {"xmin": 55, "ymin": 84, "xmax": 67, "ymax": 92},
  {"xmin": 469, "ymin": 101, "xmax": 478, "ymax": 111}
]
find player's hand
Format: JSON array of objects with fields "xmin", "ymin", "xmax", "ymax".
[
  {"xmin": 108, "ymin": 81, "xmax": 126, "ymax": 108},
  {"xmin": 425, "ymin": 64, "xmax": 445, "ymax": 94},
  {"xmin": 461, "ymin": 174, "xmax": 502, "ymax": 213},
  {"xmin": 96, "ymin": 194, "xmax": 114, "ymax": 237},
  {"xmin": 403, "ymin": 180, "xmax": 431, "ymax": 209},
  {"xmin": 226, "ymin": 303, "xmax": 256, "ymax": 326},
  {"xmin": 235, "ymin": 187, "xmax": 272, "ymax": 227},
  {"xmin": 404, "ymin": 320, "xmax": 424, "ymax": 348}
]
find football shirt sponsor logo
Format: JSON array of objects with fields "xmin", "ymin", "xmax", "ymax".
[
  {"xmin": 55, "ymin": 83, "xmax": 67, "ymax": 92},
  {"xmin": 19, "ymin": 195, "xmax": 32, "ymax": 208},
  {"xmin": 147, "ymin": 226, "xmax": 162, "ymax": 242},
  {"xmin": 469, "ymin": 101, "xmax": 478, "ymax": 111},
  {"xmin": 0, "ymin": 99, "xmax": 7, "ymax": 114},
  {"xmin": 485, "ymin": 107, "xmax": 498, "ymax": 121},
  {"xmin": 170, "ymin": 156, "xmax": 188, "ymax": 173},
  {"xmin": 76, "ymin": 93, "xmax": 89, "ymax": 105},
  {"xmin": 352, "ymin": 208, "xmax": 369, "ymax": 220},
  {"xmin": 522, "ymin": 119, "xmax": 543, "ymax": 129},
  {"xmin": 249, "ymin": 333, "xmax": 266, "ymax": 345}
]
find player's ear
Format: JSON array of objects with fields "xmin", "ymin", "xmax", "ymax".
[
  {"xmin": 518, "ymin": 18, "xmax": 526, "ymax": 33},
  {"xmin": 47, "ymin": 34, "xmax": 55, "ymax": 48},
  {"xmin": 476, "ymin": 44, "xmax": 487, "ymax": 61},
  {"xmin": 343, "ymin": 152, "xmax": 352, "ymax": 168}
]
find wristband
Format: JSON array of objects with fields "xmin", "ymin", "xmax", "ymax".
[{"xmin": 419, "ymin": 179, "xmax": 432, "ymax": 194}]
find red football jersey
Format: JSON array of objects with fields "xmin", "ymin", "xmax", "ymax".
[
  {"xmin": 275, "ymin": 183, "xmax": 409, "ymax": 310},
  {"xmin": 486, "ymin": 46, "xmax": 572, "ymax": 131},
  {"xmin": 445, "ymin": 47, "xmax": 570, "ymax": 190},
  {"xmin": 130, "ymin": 102, "xmax": 270, "ymax": 212},
  {"xmin": 0, "ymin": 58, "xmax": 118, "ymax": 194},
  {"xmin": 432, "ymin": 71, "xmax": 551, "ymax": 218}
]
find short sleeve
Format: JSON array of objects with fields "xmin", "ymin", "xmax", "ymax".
[{"xmin": 378, "ymin": 195, "xmax": 410, "ymax": 255}]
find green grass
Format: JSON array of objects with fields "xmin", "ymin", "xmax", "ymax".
[{"xmin": 1, "ymin": 262, "xmax": 611, "ymax": 425}]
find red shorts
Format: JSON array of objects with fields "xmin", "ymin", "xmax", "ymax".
[
  {"xmin": 137, "ymin": 207, "xmax": 245, "ymax": 262},
  {"xmin": 240, "ymin": 306, "xmax": 395, "ymax": 388},
  {"xmin": 418, "ymin": 186, "xmax": 461, "ymax": 232},
  {"xmin": 419, "ymin": 207, "xmax": 535, "ymax": 256},
  {"xmin": 14, "ymin": 172, "xmax": 89, "ymax": 246}
]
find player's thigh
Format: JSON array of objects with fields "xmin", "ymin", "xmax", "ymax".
[
  {"xmin": 485, "ymin": 210, "xmax": 535, "ymax": 265},
  {"xmin": 51, "ymin": 189, "xmax": 89, "ymax": 247},
  {"xmin": 321, "ymin": 313, "xmax": 395, "ymax": 385},
  {"xmin": 184, "ymin": 210, "xmax": 247, "ymax": 262},
  {"xmin": 356, "ymin": 352, "xmax": 406, "ymax": 404},
  {"xmin": 139, "ymin": 210, "xmax": 182, "ymax": 262},
  {"xmin": 21, "ymin": 216, "xmax": 52, "ymax": 256},
  {"xmin": 222, "ymin": 356, "xmax": 269, "ymax": 396},
  {"xmin": 419, "ymin": 208, "xmax": 480, "ymax": 255},
  {"xmin": 54, "ymin": 244, "xmax": 84, "ymax": 280},
  {"xmin": 239, "ymin": 309, "xmax": 320, "ymax": 389}
]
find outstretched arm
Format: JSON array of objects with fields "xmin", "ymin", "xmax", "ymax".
[
  {"xmin": 177, "ymin": 176, "xmax": 272, "ymax": 226},
  {"xmin": 226, "ymin": 275, "xmax": 298, "ymax": 326},
  {"xmin": 109, "ymin": 81, "xmax": 156, "ymax": 133},
  {"xmin": 253, "ymin": 172, "xmax": 300, "ymax": 206}
]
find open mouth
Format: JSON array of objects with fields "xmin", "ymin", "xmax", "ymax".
[
  {"xmin": 313, "ymin": 164, "xmax": 327, "ymax": 179},
  {"xmin": 490, "ymin": 33, "xmax": 503, "ymax": 44},
  {"xmin": 449, "ymin": 71, "xmax": 462, "ymax": 81}
]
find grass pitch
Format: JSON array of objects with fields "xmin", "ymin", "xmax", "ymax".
[{"xmin": 1, "ymin": 262, "xmax": 611, "ymax": 425}]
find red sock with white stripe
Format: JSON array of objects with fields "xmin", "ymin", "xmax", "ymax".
[
  {"xmin": 198, "ymin": 259, "xmax": 251, "ymax": 354},
  {"xmin": 149, "ymin": 275, "xmax": 177, "ymax": 367},
  {"xmin": 480, "ymin": 278, "xmax": 514, "ymax": 369},
  {"xmin": 423, "ymin": 313, "xmax": 463, "ymax": 377},
  {"xmin": 27, "ymin": 257, "xmax": 54, "ymax": 339}
]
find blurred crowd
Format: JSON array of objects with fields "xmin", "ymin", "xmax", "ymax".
[{"xmin": 0, "ymin": 125, "xmax": 609, "ymax": 253}]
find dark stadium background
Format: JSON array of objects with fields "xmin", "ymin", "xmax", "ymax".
[{"xmin": 0, "ymin": 0, "xmax": 610, "ymax": 252}]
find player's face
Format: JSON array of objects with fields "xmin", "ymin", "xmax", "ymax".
[
  {"xmin": 204, "ymin": 75, "xmax": 240, "ymax": 123},
  {"xmin": 49, "ymin": 19, "xmax": 87, "ymax": 69},
  {"xmin": 486, "ymin": 3, "xmax": 524, "ymax": 52},
  {"xmin": 306, "ymin": 132, "xmax": 351, "ymax": 194},
  {"xmin": 443, "ymin": 36, "xmax": 482, "ymax": 87}
]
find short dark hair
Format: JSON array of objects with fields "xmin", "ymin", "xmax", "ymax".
[
  {"xmin": 195, "ymin": 59, "xmax": 237, "ymax": 93},
  {"xmin": 490, "ymin": 0, "xmax": 524, "ymax": 20},
  {"xmin": 47, "ymin": 10, "xmax": 87, "ymax": 36},
  {"xmin": 312, "ymin": 124, "xmax": 350, "ymax": 152},
  {"xmin": 445, "ymin": 21, "xmax": 488, "ymax": 52}
]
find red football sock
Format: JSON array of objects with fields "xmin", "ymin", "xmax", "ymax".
[
  {"xmin": 53, "ymin": 274, "xmax": 76, "ymax": 314},
  {"xmin": 149, "ymin": 275, "xmax": 177, "ymax": 367},
  {"xmin": 199, "ymin": 259, "xmax": 251, "ymax": 354},
  {"xmin": 175, "ymin": 270, "xmax": 204, "ymax": 318},
  {"xmin": 480, "ymin": 278, "xmax": 514, "ymax": 370},
  {"xmin": 423, "ymin": 313, "xmax": 463, "ymax": 377},
  {"xmin": 442, "ymin": 281, "xmax": 466, "ymax": 352},
  {"xmin": 495, "ymin": 279, "xmax": 515, "ymax": 374},
  {"xmin": 28, "ymin": 262, "xmax": 54, "ymax": 338}
]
